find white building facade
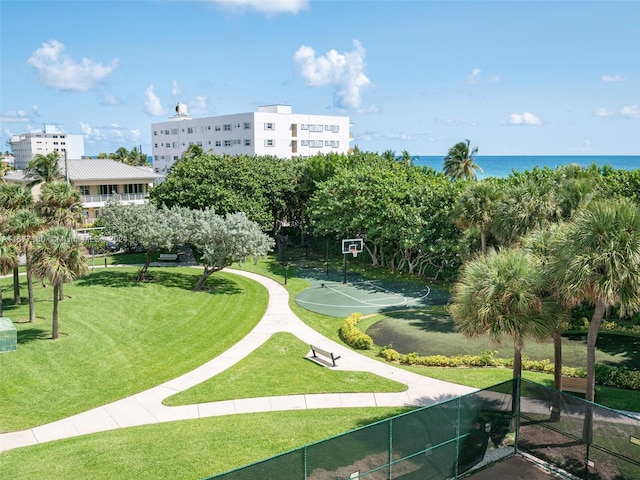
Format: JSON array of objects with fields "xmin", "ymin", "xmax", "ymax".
[
  {"xmin": 9, "ymin": 124, "xmax": 85, "ymax": 170},
  {"xmin": 151, "ymin": 104, "xmax": 352, "ymax": 174}
]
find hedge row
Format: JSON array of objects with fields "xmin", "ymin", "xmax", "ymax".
[
  {"xmin": 340, "ymin": 313, "xmax": 373, "ymax": 350},
  {"xmin": 378, "ymin": 347, "xmax": 640, "ymax": 391}
]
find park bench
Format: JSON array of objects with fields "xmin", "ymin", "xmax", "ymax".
[
  {"xmin": 158, "ymin": 253, "xmax": 179, "ymax": 261},
  {"xmin": 309, "ymin": 344, "xmax": 341, "ymax": 367},
  {"xmin": 561, "ymin": 376, "xmax": 587, "ymax": 395}
]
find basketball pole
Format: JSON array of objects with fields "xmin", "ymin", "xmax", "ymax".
[{"xmin": 343, "ymin": 251, "xmax": 347, "ymax": 284}]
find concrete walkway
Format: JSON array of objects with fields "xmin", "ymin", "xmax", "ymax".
[{"xmin": 0, "ymin": 268, "xmax": 475, "ymax": 453}]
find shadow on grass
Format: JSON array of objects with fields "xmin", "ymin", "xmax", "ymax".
[
  {"xmin": 17, "ymin": 327, "xmax": 49, "ymax": 344},
  {"xmin": 75, "ymin": 268, "xmax": 242, "ymax": 295}
]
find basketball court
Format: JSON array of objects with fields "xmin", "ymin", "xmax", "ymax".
[{"xmin": 294, "ymin": 238, "xmax": 450, "ymax": 317}]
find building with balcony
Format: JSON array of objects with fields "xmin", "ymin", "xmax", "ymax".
[
  {"xmin": 151, "ymin": 104, "xmax": 352, "ymax": 175},
  {"xmin": 3, "ymin": 159, "xmax": 161, "ymax": 224},
  {"xmin": 9, "ymin": 124, "xmax": 85, "ymax": 170}
]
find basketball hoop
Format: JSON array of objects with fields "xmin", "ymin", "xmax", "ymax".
[{"xmin": 349, "ymin": 245, "xmax": 358, "ymax": 257}]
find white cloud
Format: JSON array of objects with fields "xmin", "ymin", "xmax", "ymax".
[
  {"xmin": 0, "ymin": 110, "xmax": 31, "ymax": 123},
  {"xmin": 27, "ymin": 40, "xmax": 118, "ymax": 92},
  {"xmin": 172, "ymin": 80, "xmax": 182, "ymax": 97},
  {"xmin": 465, "ymin": 68, "xmax": 482, "ymax": 85},
  {"xmin": 620, "ymin": 104, "xmax": 639, "ymax": 119},
  {"xmin": 507, "ymin": 112, "xmax": 542, "ymax": 126},
  {"xmin": 79, "ymin": 122, "xmax": 104, "ymax": 142},
  {"xmin": 188, "ymin": 95, "xmax": 209, "ymax": 116},
  {"xmin": 294, "ymin": 39, "xmax": 372, "ymax": 110},
  {"xmin": 601, "ymin": 74, "xmax": 624, "ymax": 82},
  {"xmin": 595, "ymin": 107, "xmax": 615, "ymax": 118},
  {"xmin": 205, "ymin": 0, "xmax": 309, "ymax": 15},
  {"xmin": 99, "ymin": 92, "xmax": 122, "ymax": 106},
  {"xmin": 144, "ymin": 85, "xmax": 167, "ymax": 116}
]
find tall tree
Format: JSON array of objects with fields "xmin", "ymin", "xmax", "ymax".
[
  {"xmin": 181, "ymin": 143, "xmax": 203, "ymax": 160},
  {"xmin": 450, "ymin": 248, "xmax": 555, "ymax": 379},
  {"xmin": 189, "ymin": 210, "xmax": 274, "ymax": 291},
  {"xmin": 452, "ymin": 180, "xmax": 502, "ymax": 255},
  {"xmin": 38, "ymin": 181, "xmax": 84, "ymax": 228},
  {"xmin": 23, "ymin": 151, "xmax": 64, "ymax": 184},
  {"xmin": 443, "ymin": 139, "xmax": 482, "ymax": 181},
  {"xmin": 3, "ymin": 209, "xmax": 44, "ymax": 322},
  {"xmin": 0, "ymin": 183, "xmax": 34, "ymax": 304},
  {"xmin": 31, "ymin": 227, "xmax": 88, "ymax": 339},
  {"xmin": 548, "ymin": 198, "xmax": 640, "ymax": 403},
  {"xmin": 0, "ymin": 234, "xmax": 19, "ymax": 317},
  {"xmin": 99, "ymin": 201, "xmax": 182, "ymax": 281}
]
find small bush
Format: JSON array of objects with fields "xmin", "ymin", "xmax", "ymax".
[{"xmin": 340, "ymin": 313, "xmax": 373, "ymax": 350}]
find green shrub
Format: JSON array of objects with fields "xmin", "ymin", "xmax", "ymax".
[
  {"xmin": 340, "ymin": 313, "xmax": 373, "ymax": 350},
  {"xmin": 379, "ymin": 348, "xmax": 400, "ymax": 361}
]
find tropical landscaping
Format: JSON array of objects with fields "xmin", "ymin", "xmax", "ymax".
[{"xmin": 2, "ymin": 145, "xmax": 640, "ymax": 478}]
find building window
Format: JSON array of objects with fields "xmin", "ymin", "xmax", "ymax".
[
  {"xmin": 264, "ymin": 139, "xmax": 275, "ymax": 147},
  {"xmin": 207, "ymin": 141, "xmax": 212, "ymax": 145},
  {"xmin": 197, "ymin": 141, "xmax": 203, "ymax": 146},
  {"xmin": 215, "ymin": 140, "xmax": 221, "ymax": 147},
  {"xmin": 224, "ymin": 140, "xmax": 231, "ymax": 147},
  {"xmin": 207, "ymin": 125, "xmax": 212, "ymax": 130},
  {"xmin": 223, "ymin": 124, "xmax": 231, "ymax": 131},
  {"xmin": 99, "ymin": 184, "xmax": 119, "ymax": 195},
  {"xmin": 173, "ymin": 156, "xmax": 179, "ymax": 161},
  {"xmin": 215, "ymin": 125, "xmax": 221, "ymax": 131},
  {"xmin": 172, "ymin": 142, "xmax": 178, "ymax": 148},
  {"xmin": 264, "ymin": 122, "xmax": 275, "ymax": 130},
  {"xmin": 171, "ymin": 128, "xmax": 178, "ymax": 134},
  {"xmin": 187, "ymin": 127, "xmax": 194, "ymax": 134},
  {"xmin": 124, "ymin": 184, "xmax": 144, "ymax": 194},
  {"xmin": 301, "ymin": 124, "xmax": 308, "ymax": 130},
  {"xmin": 244, "ymin": 139, "xmax": 251, "ymax": 146},
  {"xmin": 243, "ymin": 122, "xmax": 251, "ymax": 129},
  {"xmin": 309, "ymin": 124, "xmax": 323, "ymax": 132},
  {"xmin": 301, "ymin": 140, "xmax": 309, "ymax": 146},
  {"xmin": 78, "ymin": 185, "xmax": 90, "ymax": 195}
]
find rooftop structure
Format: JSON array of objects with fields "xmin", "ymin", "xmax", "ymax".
[
  {"xmin": 151, "ymin": 104, "xmax": 352, "ymax": 175},
  {"xmin": 9, "ymin": 124, "xmax": 85, "ymax": 170}
]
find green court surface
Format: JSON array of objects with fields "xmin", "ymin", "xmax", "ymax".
[{"xmin": 294, "ymin": 268, "xmax": 449, "ymax": 317}]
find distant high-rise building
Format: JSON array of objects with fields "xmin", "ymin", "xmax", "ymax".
[
  {"xmin": 150, "ymin": 104, "xmax": 352, "ymax": 174},
  {"xmin": 9, "ymin": 124, "xmax": 85, "ymax": 170}
]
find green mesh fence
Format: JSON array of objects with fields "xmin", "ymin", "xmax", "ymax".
[
  {"xmin": 205, "ymin": 381, "xmax": 517, "ymax": 480},
  {"xmin": 518, "ymin": 379, "xmax": 640, "ymax": 480}
]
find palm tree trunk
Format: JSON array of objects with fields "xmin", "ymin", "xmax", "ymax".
[
  {"xmin": 52, "ymin": 283, "xmax": 59, "ymax": 339},
  {"xmin": 13, "ymin": 267, "xmax": 20, "ymax": 304},
  {"xmin": 586, "ymin": 298, "xmax": 606, "ymax": 402},
  {"xmin": 58, "ymin": 283, "xmax": 64, "ymax": 301},
  {"xmin": 513, "ymin": 340, "xmax": 523, "ymax": 379},
  {"xmin": 551, "ymin": 330, "xmax": 563, "ymax": 422},
  {"xmin": 480, "ymin": 227, "xmax": 487, "ymax": 255},
  {"xmin": 26, "ymin": 252, "xmax": 35, "ymax": 323},
  {"xmin": 0, "ymin": 284, "xmax": 3, "ymax": 317}
]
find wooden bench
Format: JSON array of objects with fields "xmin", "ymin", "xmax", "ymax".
[
  {"xmin": 561, "ymin": 376, "xmax": 587, "ymax": 395},
  {"xmin": 309, "ymin": 344, "xmax": 341, "ymax": 367},
  {"xmin": 158, "ymin": 253, "xmax": 179, "ymax": 261}
]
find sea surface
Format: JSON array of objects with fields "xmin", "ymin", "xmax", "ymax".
[{"xmin": 414, "ymin": 155, "xmax": 640, "ymax": 179}]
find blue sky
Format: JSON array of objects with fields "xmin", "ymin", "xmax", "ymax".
[{"xmin": 1, "ymin": 0, "xmax": 638, "ymax": 157}]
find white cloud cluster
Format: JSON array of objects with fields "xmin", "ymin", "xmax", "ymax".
[
  {"xmin": 28, "ymin": 40, "xmax": 118, "ymax": 92},
  {"xmin": 601, "ymin": 74, "xmax": 624, "ymax": 82},
  {"xmin": 0, "ymin": 110, "xmax": 31, "ymax": 123},
  {"xmin": 172, "ymin": 80, "xmax": 182, "ymax": 97},
  {"xmin": 206, "ymin": 0, "xmax": 308, "ymax": 15},
  {"xmin": 466, "ymin": 68, "xmax": 482, "ymax": 85},
  {"xmin": 595, "ymin": 105, "xmax": 639, "ymax": 119},
  {"xmin": 507, "ymin": 112, "xmax": 542, "ymax": 126},
  {"xmin": 144, "ymin": 85, "xmax": 167, "ymax": 116},
  {"xmin": 79, "ymin": 121, "xmax": 141, "ymax": 148},
  {"xmin": 294, "ymin": 40, "xmax": 372, "ymax": 110}
]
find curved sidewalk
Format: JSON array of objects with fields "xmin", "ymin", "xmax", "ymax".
[{"xmin": 0, "ymin": 269, "xmax": 475, "ymax": 453}]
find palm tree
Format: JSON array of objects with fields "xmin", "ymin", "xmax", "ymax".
[
  {"xmin": 452, "ymin": 180, "xmax": 502, "ymax": 255},
  {"xmin": 450, "ymin": 248, "xmax": 555, "ymax": 379},
  {"xmin": 443, "ymin": 139, "xmax": 482, "ymax": 181},
  {"xmin": 0, "ymin": 183, "xmax": 34, "ymax": 305},
  {"xmin": 400, "ymin": 149, "xmax": 413, "ymax": 167},
  {"xmin": 3, "ymin": 209, "xmax": 44, "ymax": 322},
  {"xmin": 31, "ymin": 227, "xmax": 88, "ymax": 339},
  {"xmin": 23, "ymin": 151, "xmax": 63, "ymax": 184},
  {"xmin": 0, "ymin": 234, "xmax": 19, "ymax": 317},
  {"xmin": 381, "ymin": 149, "xmax": 396, "ymax": 162},
  {"xmin": 549, "ymin": 198, "xmax": 640, "ymax": 403},
  {"xmin": 38, "ymin": 181, "xmax": 84, "ymax": 228},
  {"xmin": 181, "ymin": 144, "xmax": 203, "ymax": 160}
]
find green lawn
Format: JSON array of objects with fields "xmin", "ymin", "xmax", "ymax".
[
  {"xmin": 0, "ymin": 267, "xmax": 268, "ymax": 431},
  {"xmin": 0, "ymin": 407, "xmax": 408, "ymax": 480},
  {"xmin": 165, "ymin": 332, "xmax": 406, "ymax": 406}
]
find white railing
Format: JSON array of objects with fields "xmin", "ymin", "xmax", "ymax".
[{"xmin": 81, "ymin": 193, "xmax": 147, "ymax": 204}]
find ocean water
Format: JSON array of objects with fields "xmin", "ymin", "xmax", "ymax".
[{"xmin": 414, "ymin": 155, "xmax": 640, "ymax": 179}]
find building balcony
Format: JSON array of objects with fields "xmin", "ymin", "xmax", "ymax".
[{"xmin": 81, "ymin": 193, "xmax": 147, "ymax": 207}]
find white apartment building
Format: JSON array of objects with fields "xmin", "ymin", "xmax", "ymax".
[
  {"xmin": 9, "ymin": 124, "xmax": 85, "ymax": 170},
  {"xmin": 151, "ymin": 104, "xmax": 352, "ymax": 174}
]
